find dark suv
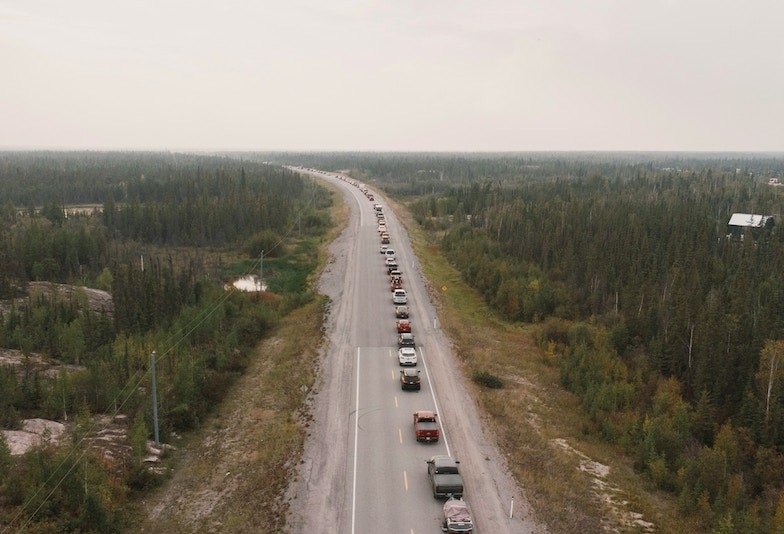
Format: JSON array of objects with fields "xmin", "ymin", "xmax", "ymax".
[
  {"xmin": 400, "ymin": 368, "xmax": 421, "ymax": 390},
  {"xmin": 398, "ymin": 332, "xmax": 415, "ymax": 348}
]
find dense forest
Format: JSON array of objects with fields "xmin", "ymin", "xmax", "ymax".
[
  {"xmin": 277, "ymin": 151, "xmax": 784, "ymax": 532},
  {"xmin": 0, "ymin": 152, "xmax": 331, "ymax": 532}
]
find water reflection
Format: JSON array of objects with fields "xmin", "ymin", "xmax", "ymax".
[{"xmin": 226, "ymin": 275, "xmax": 266, "ymax": 292}]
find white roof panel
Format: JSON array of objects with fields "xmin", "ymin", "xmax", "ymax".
[{"xmin": 728, "ymin": 213, "xmax": 772, "ymax": 228}]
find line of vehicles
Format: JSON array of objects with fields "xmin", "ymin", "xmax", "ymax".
[
  {"xmin": 297, "ymin": 167, "xmax": 475, "ymax": 532},
  {"xmin": 371, "ymin": 195, "xmax": 475, "ymax": 534},
  {"xmin": 327, "ymin": 172, "xmax": 475, "ymax": 533}
]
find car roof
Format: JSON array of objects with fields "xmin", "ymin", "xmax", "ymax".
[
  {"xmin": 429, "ymin": 455, "xmax": 458, "ymax": 466},
  {"xmin": 402, "ymin": 368, "xmax": 419, "ymax": 375}
]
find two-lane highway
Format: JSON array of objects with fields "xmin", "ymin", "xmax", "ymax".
[{"xmin": 287, "ymin": 166, "xmax": 539, "ymax": 534}]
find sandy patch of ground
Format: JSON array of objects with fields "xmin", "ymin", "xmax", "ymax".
[
  {"xmin": 551, "ymin": 438, "xmax": 656, "ymax": 533},
  {"xmin": 3, "ymin": 419, "xmax": 66, "ymax": 456}
]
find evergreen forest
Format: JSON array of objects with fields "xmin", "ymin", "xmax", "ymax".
[
  {"xmin": 272, "ymin": 151, "xmax": 784, "ymax": 533},
  {"xmin": 0, "ymin": 152, "xmax": 331, "ymax": 532}
]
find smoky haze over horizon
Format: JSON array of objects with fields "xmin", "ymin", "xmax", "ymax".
[{"xmin": 1, "ymin": 0, "xmax": 782, "ymax": 152}]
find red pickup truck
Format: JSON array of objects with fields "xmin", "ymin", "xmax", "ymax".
[{"xmin": 413, "ymin": 411, "xmax": 440, "ymax": 442}]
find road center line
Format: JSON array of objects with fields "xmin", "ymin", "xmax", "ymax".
[{"xmin": 403, "ymin": 469, "xmax": 409, "ymax": 491}]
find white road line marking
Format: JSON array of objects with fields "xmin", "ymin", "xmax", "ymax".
[
  {"xmin": 403, "ymin": 470, "xmax": 409, "ymax": 491},
  {"xmin": 399, "ymin": 428, "xmax": 403, "ymax": 443},
  {"xmin": 418, "ymin": 346, "xmax": 451, "ymax": 457},
  {"xmin": 351, "ymin": 347, "xmax": 360, "ymax": 534},
  {"xmin": 394, "ymin": 396, "xmax": 399, "ymax": 408}
]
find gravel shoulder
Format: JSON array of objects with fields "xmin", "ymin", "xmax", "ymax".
[{"xmin": 284, "ymin": 175, "xmax": 360, "ymax": 532}]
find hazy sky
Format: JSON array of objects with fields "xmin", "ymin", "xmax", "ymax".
[{"xmin": 1, "ymin": 0, "xmax": 782, "ymax": 152}]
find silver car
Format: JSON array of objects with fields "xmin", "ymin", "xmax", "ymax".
[{"xmin": 398, "ymin": 347, "xmax": 418, "ymax": 366}]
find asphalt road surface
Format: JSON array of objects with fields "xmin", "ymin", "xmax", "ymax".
[{"xmin": 286, "ymin": 167, "xmax": 542, "ymax": 534}]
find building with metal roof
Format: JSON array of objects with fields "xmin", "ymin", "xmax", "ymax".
[{"xmin": 728, "ymin": 213, "xmax": 774, "ymax": 228}]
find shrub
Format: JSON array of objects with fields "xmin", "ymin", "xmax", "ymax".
[
  {"xmin": 244, "ymin": 230, "xmax": 284, "ymax": 258},
  {"xmin": 473, "ymin": 371, "xmax": 504, "ymax": 389},
  {"xmin": 533, "ymin": 316, "xmax": 572, "ymax": 348}
]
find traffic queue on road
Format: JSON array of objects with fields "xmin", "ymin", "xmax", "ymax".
[
  {"xmin": 332, "ymin": 173, "xmax": 475, "ymax": 533},
  {"xmin": 375, "ymin": 193, "xmax": 474, "ymax": 533}
]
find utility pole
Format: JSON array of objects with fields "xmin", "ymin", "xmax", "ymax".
[
  {"xmin": 150, "ymin": 351, "xmax": 160, "ymax": 446},
  {"xmin": 259, "ymin": 250, "xmax": 264, "ymax": 291}
]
